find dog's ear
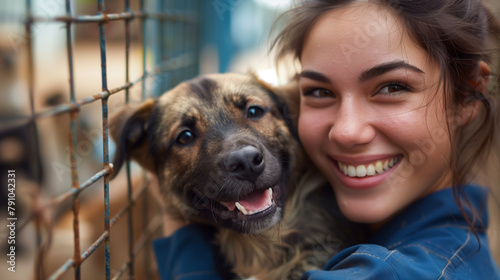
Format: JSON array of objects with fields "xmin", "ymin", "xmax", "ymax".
[
  {"xmin": 253, "ymin": 74, "xmax": 301, "ymax": 134},
  {"xmin": 273, "ymin": 75, "xmax": 300, "ymax": 126},
  {"xmin": 110, "ymin": 98, "xmax": 156, "ymax": 179}
]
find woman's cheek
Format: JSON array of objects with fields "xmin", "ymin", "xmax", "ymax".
[
  {"xmin": 298, "ymin": 108, "xmax": 326, "ymax": 154},
  {"xmin": 298, "ymin": 109, "xmax": 313, "ymax": 147}
]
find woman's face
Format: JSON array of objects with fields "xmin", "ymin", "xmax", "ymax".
[{"xmin": 299, "ymin": 3, "xmax": 454, "ymax": 224}]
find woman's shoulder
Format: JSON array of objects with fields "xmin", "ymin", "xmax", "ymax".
[
  {"xmin": 306, "ymin": 230, "xmax": 499, "ymax": 280},
  {"xmin": 388, "ymin": 228, "xmax": 499, "ymax": 279}
]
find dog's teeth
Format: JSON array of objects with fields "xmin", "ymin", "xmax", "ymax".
[
  {"xmin": 235, "ymin": 202, "xmax": 249, "ymax": 215},
  {"xmin": 267, "ymin": 188, "xmax": 273, "ymax": 206}
]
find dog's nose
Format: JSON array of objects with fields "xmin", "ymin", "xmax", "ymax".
[{"xmin": 224, "ymin": 146, "xmax": 265, "ymax": 182}]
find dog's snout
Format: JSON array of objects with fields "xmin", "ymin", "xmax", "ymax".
[{"xmin": 224, "ymin": 146, "xmax": 265, "ymax": 182}]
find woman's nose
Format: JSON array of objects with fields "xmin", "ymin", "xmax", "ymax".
[{"xmin": 328, "ymin": 98, "xmax": 376, "ymax": 148}]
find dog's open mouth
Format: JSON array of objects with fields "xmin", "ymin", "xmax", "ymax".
[
  {"xmin": 219, "ymin": 188, "xmax": 274, "ymax": 216},
  {"xmin": 193, "ymin": 184, "xmax": 280, "ymax": 223}
]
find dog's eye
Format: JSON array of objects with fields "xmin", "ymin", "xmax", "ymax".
[
  {"xmin": 176, "ymin": 130, "xmax": 195, "ymax": 145},
  {"xmin": 247, "ymin": 106, "xmax": 265, "ymax": 120}
]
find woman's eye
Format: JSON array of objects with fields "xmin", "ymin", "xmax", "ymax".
[
  {"xmin": 247, "ymin": 105, "xmax": 265, "ymax": 119},
  {"xmin": 176, "ymin": 130, "xmax": 196, "ymax": 145},
  {"xmin": 379, "ymin": 83, "xmax": 410, "ymax": 96},
  {"xmin": 303, "ymin": 88, "xmax": 334, "ymax": 98}
]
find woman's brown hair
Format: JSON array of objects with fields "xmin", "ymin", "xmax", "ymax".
[{"xmin": 271, "ymin": 0, "xmax": 500, "ymax": 239}]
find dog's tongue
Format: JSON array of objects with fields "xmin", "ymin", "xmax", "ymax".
[
  {"xmin": 238, "ymin": 189, "xmax": 271, "ymax": 212},
  {"xmin": 220, "ymin": 188, "xmax": 273, "ymax": 215}
]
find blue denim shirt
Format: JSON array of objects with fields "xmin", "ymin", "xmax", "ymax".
[{"xmin": 153, "ymin": 185, "xmax": 500, "ymax": 279}]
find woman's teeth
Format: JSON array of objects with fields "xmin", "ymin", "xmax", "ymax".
[{"xmin": 338, "ymin": 157, "xmax": 399, "ymax": 178}]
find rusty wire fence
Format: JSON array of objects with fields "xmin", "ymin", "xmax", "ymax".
[{"xmin": 0, "ymin": 0, "xmax": 200, "ymax": 279}]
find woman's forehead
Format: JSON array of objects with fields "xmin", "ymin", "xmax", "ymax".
[
  {"xmin": 301, "ymin": 3, "xmax": 433, "ymax": 74},
  {"xmin": 314, "ymin": 2, "xmax": 396, "ymax": 27}
]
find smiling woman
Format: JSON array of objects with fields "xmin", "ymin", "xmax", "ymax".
[
  {"xmin": 297, "ymin": 3, "xmax": 454, "ymax": 224},
  {"xmin": 270, "ymin": 0, "xmax": 500, "ymax": 278}
]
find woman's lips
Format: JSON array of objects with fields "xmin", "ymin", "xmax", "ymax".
[
  {"xmin": 330, "ymin": 155, "xmax": 403, "ymax": 189},
  {"xmin": 337, "ymin": 156, "xmax": 401, "ymax": 178}
]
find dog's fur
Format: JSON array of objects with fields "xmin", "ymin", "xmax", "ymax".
[{"xmin": 110, "ymin": 73, "xmax": 360, "ymax": 279}]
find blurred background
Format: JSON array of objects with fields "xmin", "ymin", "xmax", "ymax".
[{"xmin": 0, "ymin": 0, "xmax": 499, "ymax": 279}]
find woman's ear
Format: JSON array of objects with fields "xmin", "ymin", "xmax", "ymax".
[
  {"xmin": 459, "ymin": 61, "xmax": 491, "ymax": 126},
  {"xmin": 469, "ymin": 61, "xmax": 491, "ymax": 94}
]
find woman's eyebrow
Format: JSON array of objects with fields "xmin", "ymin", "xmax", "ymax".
[
  {"xmin": 299, "ymin": 61, "xmax": 424, "ymax": 84},
  {"xmin": 359, "ymin": 60, "xmax": 425, "ymax": 82},
  {"xmin": 299, "ymin": 70, "xmax": 331, "ymax": 83}
]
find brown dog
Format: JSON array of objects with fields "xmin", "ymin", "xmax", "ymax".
[{"xmin": 110, "ymin": 73, "xmax": 360, "ymax": 279}]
